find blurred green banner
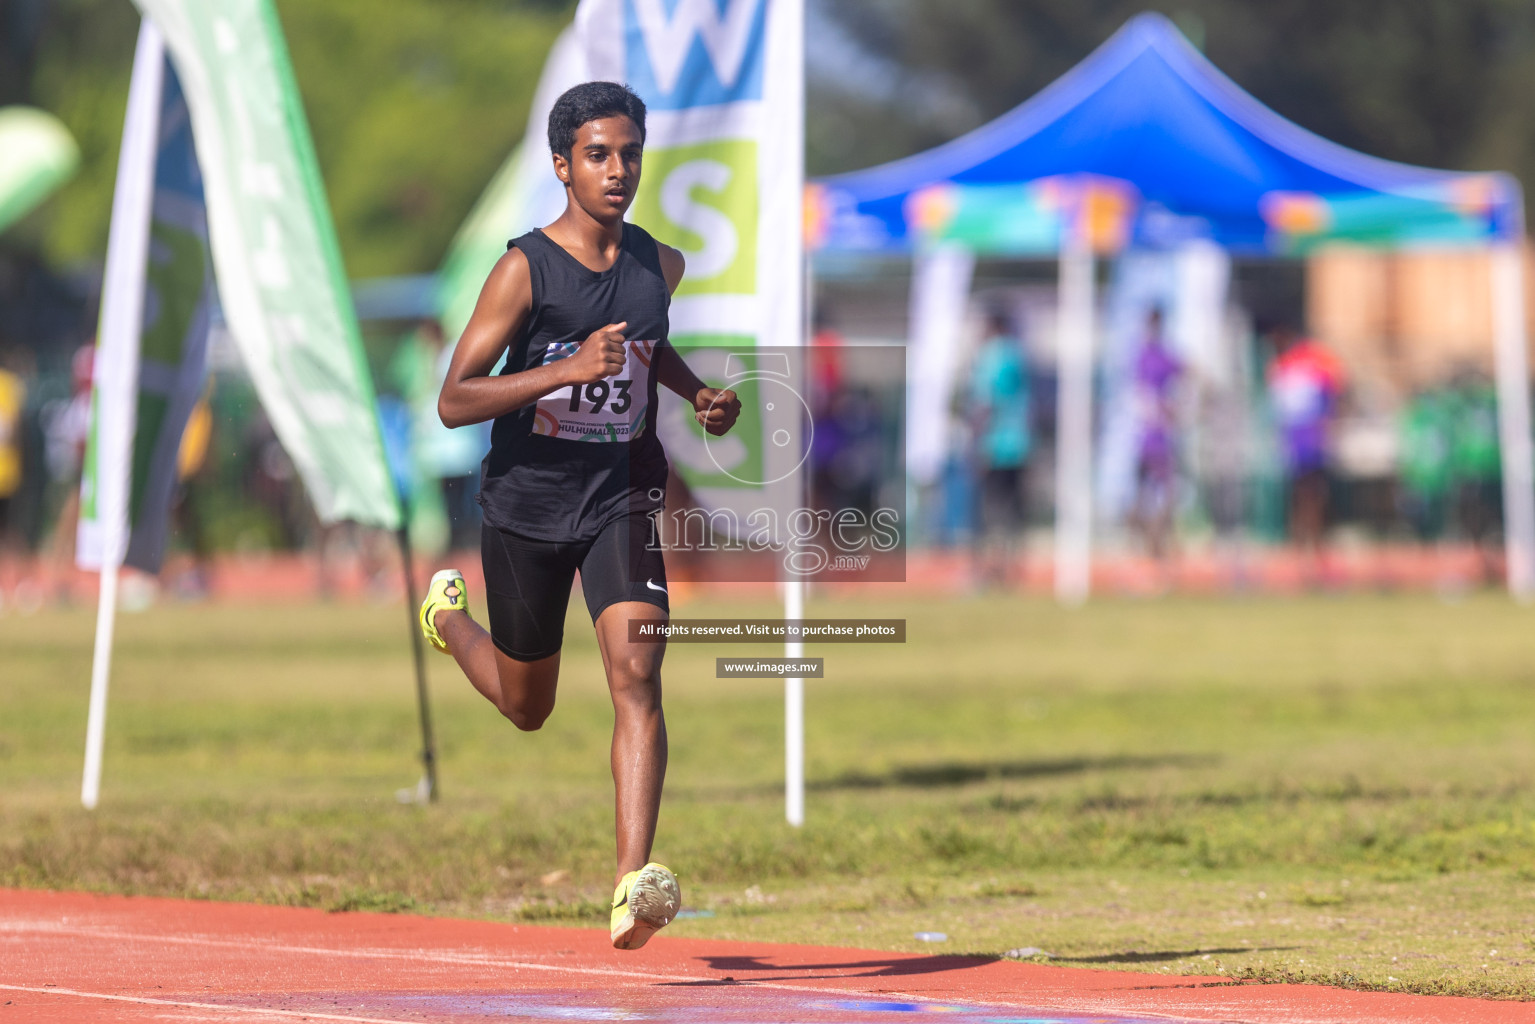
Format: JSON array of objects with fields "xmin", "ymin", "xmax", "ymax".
[{"xmin": 128, "ymin": 0, "xmax": 400, "ymax": 529}]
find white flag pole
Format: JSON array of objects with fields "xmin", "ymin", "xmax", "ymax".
[
  {"xmin": 785, "ymin": 256, "xmax": 810, "ymax": 827},
  {"xmin": 784, "ymin": 578, "xmax": 805, "ymax": 826},
  {"xmin": 81, "ymin": 19, "xmax": 164, "ymax": 810},
  {"xmin": 1054, "ymin": 236, "xmax": 1095, "ymax": 607},
  {"xmin": 770, "ymin": 0, "xmax": 807, "ymax": 827}
]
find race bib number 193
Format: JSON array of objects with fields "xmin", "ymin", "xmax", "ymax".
[{"xmin": 533, "ymin": 339, "xmax": 656, "ymax": 442}]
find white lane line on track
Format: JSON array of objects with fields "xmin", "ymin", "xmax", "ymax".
[
  {"xmin": 0, "ymin": 922, "xmax": 962, "ymax": 1004},
  {"xmin": 0, "ymin": 921, "xmax": 682, "ymax": 984},
  {"xmin": 0, "ymin": 984, "xmax": 424, "ymax": 1024}
]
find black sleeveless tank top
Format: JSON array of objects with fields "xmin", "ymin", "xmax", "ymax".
[{"xmin": 477, "ymin": 223, "xmax": 671, "ymax": 541}]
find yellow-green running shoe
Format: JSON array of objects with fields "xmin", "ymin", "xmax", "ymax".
[
  {"xmin": 419, "ymin": 569, "xmax": 467, "ymax": 654},
  {"xmin": 609, "ymin": 862, "xmax": 680, "ymax": 950}
]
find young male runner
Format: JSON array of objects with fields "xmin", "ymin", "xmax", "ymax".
[{"xmin": 419, "ymin": 82, "xmax": 741, "ymax": 950}]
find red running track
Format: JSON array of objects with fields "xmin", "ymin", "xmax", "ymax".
[{"xmin": 1, "ymin": 889, "xmax": 1528, "ymax": 1024}]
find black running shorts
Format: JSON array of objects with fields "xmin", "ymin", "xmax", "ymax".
[{"xmin": 481, "ymin": 511, "xmax": 668, "ymax": 662}]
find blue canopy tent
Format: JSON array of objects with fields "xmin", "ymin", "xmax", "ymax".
[{"xmin": 810, "ymin": 12, "xmax": 1534, "ymax": 602}]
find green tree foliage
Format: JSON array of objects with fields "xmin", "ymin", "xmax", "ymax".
[
  {"xmin": 14, "ymin": 0, "xmax": 140, "ymax": 264},
  {"xmin": 808, "ymin": 0, "xmax": 1535, "ymax": 190},
  {"xmin": 13, "ymin": 0, "xmax": 572, "ymax": 277},
  {"xmin": 276, "ymin": 0, "xmax": 571, "ymax": 278},
  {"xmin": 13, "ymin": 0, "xmax": 1535, "ymax": 276}
]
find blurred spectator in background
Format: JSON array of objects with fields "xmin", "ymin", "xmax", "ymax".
[
  {"xmin": 1196, "ymin": 370, "xmax": 1252, "ymax": 590},
  {"xmin": 1268, "ymin": 323, "xmax": 1345, "ymax": 585},
  {"xmin": 965, "ymin": 307, "xmax": 1031, "ymax": 587},
  {"xmin": 168, "ymin": 381, "xmax": 216, "ymax": 599},
  {"xmin": 413, "ymin": 319, "xmax": 487, "ymax": 552},
  {"xmin": 41, "ymin": 343, "xmax": 95, "ymax": 603},
  {"xmin": 0, "ymin": 345, "xmax": 31, "ymax": 610},
  {"xmin": 1129, "ymin": 306, "xmax": 1183, "ymax": 587},
  {"xmin": 1446, "ymin": 366, "xmax": 1502, "ymax": 585},
  {"xmin": 825, "ymin": 386, "xmax": 886, "ymax": 521},
  {"xmin": 388, "ymin": 319, "xmax": 487, "ymax": 553},
  {"xmin": 809, "ymin": 309, "xmax": 849, "ymax": 518},
  {"xmin": 1397, "ymin": 385, "xmax": 1453, "ymax": 563},
  {"xmin": 810, "ymin": 307, "xmax": 846, "ymax": 404},
  {"xmin": 810, "ymin": 310, "xmax": 889, "ymax": 540},
  {"xmin": 376, "ymin": 392, "xmax": 414, "ymax": 507}
]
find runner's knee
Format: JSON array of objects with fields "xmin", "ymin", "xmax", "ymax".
[
  {"xmin": 608, "ymin": 652, "xmax": 661, "ymax": 707},
  {"xmin": 502, "ymin": 698, "xmax": 553, "ymax": 732},
  {"xmin": 495, "ymin": 657, "xmax": 558, "ymax": 731},
  {"xmin": 499, "ymin": 681, "xmax": 556, "ymax": 730}
]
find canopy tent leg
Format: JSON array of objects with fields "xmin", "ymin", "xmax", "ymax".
[
  {"xmin": 1055, "ymin": 241, "xmax": 1095, "ymax": 606},
  {"xmin": 1492, "ymin": 240, "xmax": 1535, "ymax": 600}
]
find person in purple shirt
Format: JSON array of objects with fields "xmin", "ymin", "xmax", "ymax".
[
  {"xmin": 1268, "ymin": 323, "xmax": 1345, "ymax": 583},
  {"xmin": 1130, "ymin": 307, "xmax": 1183, "ymax": 584}
]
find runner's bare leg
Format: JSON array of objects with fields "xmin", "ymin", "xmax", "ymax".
[
  {"xmin": 436, "ymin": 607, "xmax": 560, "ymax": 731},
  {"xmin": 594, "ymin": 600, "xmax": 668, "ymax": 887}
]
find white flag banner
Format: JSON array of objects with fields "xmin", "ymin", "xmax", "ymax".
[
  {"xmin": 79, "ymin": 24, "xmax": 166, "ymax": 574},
  {"xmin": 80, "ymin": 20, "xmax": 170, "ymax": 812},
  {"xmin": 906, "ymin": 244, "xmax": 975, "ymax": 489},
  {"xmin": 78, "ymin": 44, "xmax": 214, "ymax": 573},
  {"xmin": 572, "ymin": 0, "xmax": 805, "ymax": 524}
]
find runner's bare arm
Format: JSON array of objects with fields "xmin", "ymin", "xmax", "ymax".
[
  {"xmin": 439, "ymin": 248, "xmax": 627, "ymax": 428},
  {"xmin": 650, "ymin": 243, "xmax": 742, "ymax": 437}
]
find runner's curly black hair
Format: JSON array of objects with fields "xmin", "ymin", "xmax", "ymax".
[{"xmin": 547, "ymin": 82, "xmax": 647, "ymax": 160}]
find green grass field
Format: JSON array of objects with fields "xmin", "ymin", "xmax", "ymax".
[{"xmin": 3, "ymin": 589, "xmax": 1534, "ymax": 998}]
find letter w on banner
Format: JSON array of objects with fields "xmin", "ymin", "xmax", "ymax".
[{"xmin": 574, "ymin": 0, "xmax": 805, "ymax": 574}]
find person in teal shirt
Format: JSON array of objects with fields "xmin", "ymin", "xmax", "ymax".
[{"xmin": 966, "ymin": 309, "xmax": 1031, "ymax": 587}]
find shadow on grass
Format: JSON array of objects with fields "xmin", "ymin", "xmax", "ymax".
[
  {"xmin": 1054, "ymin": 946, "xmax": 1295, "ymax": 964},
  {"xmin": 809, "ymin": 754, "xmax": 1217, "ymax": 792},
  {"xmin": 676, "ymin": 954, "xmax": 997, "ymax": 982}
]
